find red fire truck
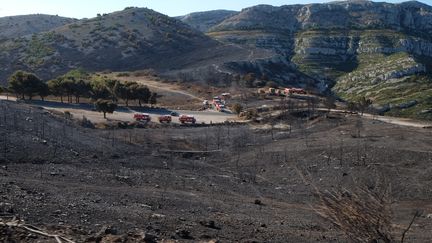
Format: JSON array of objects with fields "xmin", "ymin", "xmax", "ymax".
[
  {"xmin": 179, "ymin": 115, "xmax": 196, "ymax": 124},
  {"xmin": 158, "ymin": 115, "xmax": 172, "ymax": 123},
  {"xmin": 133, "ymin": 113, "xmax": 151, "ymax": 122}
]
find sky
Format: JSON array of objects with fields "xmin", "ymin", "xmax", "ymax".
[{"xmin": 0, "ymin": 0, "xmax": 431, "ymax": 19}]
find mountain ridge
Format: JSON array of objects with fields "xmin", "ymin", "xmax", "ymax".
[
  {"xmin": 0, "ymin": 14, "xmax": 77, "ymax": 39},
  {"xmin": 0, "ymin": 7, "xmax": 289, "ymax": 87},
  {"xmin": 176, "ymin": 10, "xmax": 238, "ymax": 32}
]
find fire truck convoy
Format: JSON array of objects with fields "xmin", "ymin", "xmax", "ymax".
[{"xmin": 134, "ymin": 113, "xmax": 197, "ymax": 124}]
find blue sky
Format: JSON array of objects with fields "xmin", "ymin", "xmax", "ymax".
[{"xmin": 0, "ymin": 0, "xmax": 431, "ymax": 18}]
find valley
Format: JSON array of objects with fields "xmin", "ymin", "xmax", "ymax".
[{"xmin": 0, "ymin": 0, "xmax": 432, "ymax": 242}]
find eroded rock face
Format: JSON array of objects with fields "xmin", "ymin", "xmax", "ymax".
[
  {"xmin": 176, "ymin": 10, "xmax": 238, "ymax": 32},
  {"xmin": 209, "ymin": 0, "xmax": 432, "ymax": 67},
  {"xmin": 400, "ymin": 38, "xmax": 432, "ymax": 56},
  {"xmin": 212, "ymin": 1, "xmax": 432, "ymax": 34},
  {"xmin": 208, "ymin": 1, "xmax": 432, "ymax": 90},
  {"xmin": 295, "ymin": 34, "xmax": 432, "ymax": 58},
  {"xmin": 295, "ymin": 35, "xmax": 358, "ymax": 57}
]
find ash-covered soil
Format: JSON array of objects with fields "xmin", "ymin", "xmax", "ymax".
[{"xmin": 1, "ymin": 100, "xmax": 432, "ymax": 242}]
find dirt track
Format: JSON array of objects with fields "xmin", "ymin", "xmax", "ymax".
[
  {"xmin": 0, "ymin": 96, "xmax": 238, "ymax": 124},
  {"xmin": 40, "ymin": 103, "xmax": 237, "ymax": 124},
  {"xmin": 113, "ymin": 75, "xmax": 204, "ymax": 109}
]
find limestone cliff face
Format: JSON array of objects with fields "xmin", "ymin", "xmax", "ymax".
[
  {"xmin": 400, "ymin": 38, "xmax": 432, "ymax": 56},
  {"xmin": 204, "ymin": 1, "xmax": 432, "ymax": 119},
  {"xmin": 208, "ymin": 1, "xmax": 432, "ymax": 73},
  {"xmin": 176, "ymin": 10, "xmax": 237, "ymax": 32},
  {"xmin": 212, "ymin": 1, "xmax": 432, "ymax": 34},
  {"xmin": 295, "ymin": 32, "xmax": 432, "ymax": 58}
]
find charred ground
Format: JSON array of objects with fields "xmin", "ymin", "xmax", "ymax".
[{"xmin": 0, "ymin": 100, "xmax": 431, "ymax": 242}]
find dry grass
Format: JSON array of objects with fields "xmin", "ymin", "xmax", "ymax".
[
  {"xmin": 296, "ymin": 166, "xmax": 394, "ymax": 242},
  {"xmin": 314, "ymin": 187, "xmax": 393, "ymax": 242}
]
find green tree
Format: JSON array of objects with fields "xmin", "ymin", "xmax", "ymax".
[
  {"xmin": 135, "ymin": 85, "xmax": 151, "ymax": 106},
  {"xmin": 113, "ymin": 81, "xmax": 126, "ymax": 104},
  {"xmin": 114, "ymin": 81, "xmax": 139, "ymax": 106},
  {"xmin": 8, "ymin": 71, "xmax": 43, "ymax": 100},
  {"xmin": 90, "ymin": 78, "xmax": 112, "ymax": 100},
  {"xmin": 94, "ymin": 99, "xmax": 117, "ymax": 119},
  {"xmin": 62, "ymin": 78, "xmax": 76, "ymax": 103},
  {"xmin": 38, "ymin": 82, "xmax": 49, "ymax": 101},
  {"xmin": 47, "ymin": 78, "xmax": 66, "ymax": 103},
  {"xmin": 103, "ymin": 79, "xmax": 119, "ymax": 101},
  {"xmin": 149, "ymin": 92, "xmax": 157, "ymax": 107},
  {"xmin": 58, "ymin": 69, "xmax": 92, "ymax": 103},
  {"xmin": 71, "ymin": 79, "xmax": 91, "ymax": 103}
]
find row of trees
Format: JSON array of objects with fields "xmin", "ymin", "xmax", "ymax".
[{"xmin": 4, "ymin": 70, "xmax": 157, "ymax": 107}]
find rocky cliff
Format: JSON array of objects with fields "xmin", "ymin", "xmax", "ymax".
[
  {"xmin": 176, "ymin": 10, "xmax": 237, "ymax": 32},
  {"xmin": 204, "ymin": 0, "xmax": 432, "ymax": 119}
]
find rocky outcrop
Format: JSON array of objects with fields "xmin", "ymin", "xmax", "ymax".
[
  {"xmin": 376, "ymin": 64, "xmax": 425, "ymax": 82},
  {"xmin": 337, "ymin": 54, "xmax": 426, "ymax": 89},
  {"xmin": 400, "ymin": 38, "xmax": 432, "ymax": 56},
  {"xmin": 295, "ymin": 35, "xmax": 357, "ymax": 57},
  {"xmin": 177, "ymin": 10, "xmax": 237, "ymax": 32},
  {"xmin": 212, "ymin": 1, "xmax": 432, "ymax": 35},
  {"xmin": 295, "ymin": 31, "xmax": 432, "ymax": 57}
]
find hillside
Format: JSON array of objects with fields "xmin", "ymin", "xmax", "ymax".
[
  {"xmin": 0, "ymin": 8, "xmax": 217, "ymax": 80},
  {"xmin": 0, "ymin": 14, "xmax": 76, "ymax": 39},
  {"xmin": 0, "ymin": 8, "xmax": 271, "ymax": 82},
  {"xmin": 208, "ymin": 0, "xmax": 432, "ymax": 119},
  {"xmin": 177, "ymin": 10, "xmax": 237, "ymax": 32}
]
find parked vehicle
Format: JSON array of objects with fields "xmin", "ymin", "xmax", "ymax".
[
  {"xmin": 170, "ymin": 111, "xmax": 179, "ymax": 117},
  {"xmin": 179, "ymin": 115, "xmax": 196, "ymax": 124},
  {"xmin": 212, "ymin": 100, "xmax": 225, "ymax": 112},
  {"xmin": 158, "ymin": 115, "xmax": 172, "ymax": 123},
  {"xmin": 134, "ymin": 113, "xmax": 151, "ymax": 122}
]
